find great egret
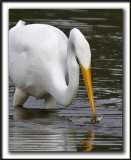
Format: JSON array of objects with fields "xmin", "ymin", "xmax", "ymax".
[{"xmin": 9, "ymin": 20, "xmax": 96, "ymax": 120}]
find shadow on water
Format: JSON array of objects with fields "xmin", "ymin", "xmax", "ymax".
[{"xmin": 9, "ymin": 9, "xmax": 123, "ymax": 152}]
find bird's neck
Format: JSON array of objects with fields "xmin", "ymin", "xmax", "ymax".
[{"xmin": 49, "ymin": 37, "xmax": 79, "ymax": 106}]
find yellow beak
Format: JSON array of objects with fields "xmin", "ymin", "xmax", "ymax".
[{"xmin": 80, "ymin": 63, "xmax": 96, "ymax": 120}]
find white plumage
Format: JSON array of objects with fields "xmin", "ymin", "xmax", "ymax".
[{"xmin": 9, "ymin": 20, "xmax": 96, "ymax": 119}]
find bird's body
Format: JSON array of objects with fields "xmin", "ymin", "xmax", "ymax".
[
  {"xmin": 9, "ymin": 21, "xmax": 69, "ymax": 100},
  {"xmin": 9, "ymin": 20, "xmax": 96, "ymax": 119}
]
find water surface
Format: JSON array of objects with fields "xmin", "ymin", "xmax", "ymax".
[{"xmin": 9, "ymin": 9, "xmax": 123, "ymax": 152}]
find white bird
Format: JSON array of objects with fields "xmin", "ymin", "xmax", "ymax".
[{"xmin": 9, "ymin": 20, "xmax": 96, "ymax": 120}]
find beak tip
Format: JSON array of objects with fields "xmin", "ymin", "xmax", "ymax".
[{"xmin": 91, "ymin": 115, "xmax": 103, "ymax": 124}]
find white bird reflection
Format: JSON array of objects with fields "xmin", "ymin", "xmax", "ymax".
[{"xmin": 9, "ymin": 106, "xmax": 94, "ymax": 151}]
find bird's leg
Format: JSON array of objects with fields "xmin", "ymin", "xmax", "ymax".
[
  {"xmin": 13, "ymin": 87, "xmax": 29, "ymax": 107},
  {"xmin": 44, "ymin": 95, "xmax": 56, "ymax": 109}
]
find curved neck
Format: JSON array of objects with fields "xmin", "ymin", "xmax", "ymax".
[
  {"xmin": 63, "ymin": 38, "xmax": 80, "ymax": 106},
  {"xmin": 49, "ymin": 32, "xmax": 80, "ymax": 106}
]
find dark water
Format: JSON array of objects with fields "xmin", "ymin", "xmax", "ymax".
[{"xmin": 9, "ymin": 9, "xmax": 123, "ymax": 152}]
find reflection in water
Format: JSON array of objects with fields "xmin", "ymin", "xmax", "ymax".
[
  {"xmin": 11, "ymin": 106, "xmax": 78, "ymax": 151},
  {"xmin": 80, "ymin": 131, "xmax": 94, "ymax": 151},
  {"xmin": 14, "ymin": 106, "xmax": 57, "ymax": 120},
  {"xmin": 10, "ymin": 106, "xmax": 97, "ymax": 151}
]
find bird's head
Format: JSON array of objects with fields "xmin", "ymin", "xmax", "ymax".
[{"xmin": 73, "ymin": 29, "xmax": 96, "ymax": 120}]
